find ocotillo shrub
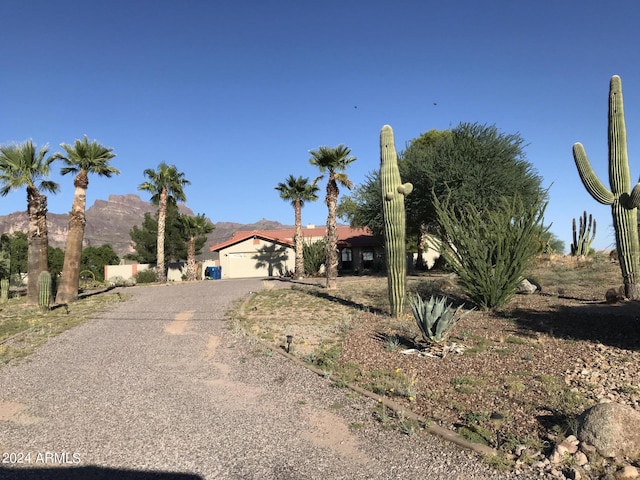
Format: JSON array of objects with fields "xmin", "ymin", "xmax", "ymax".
[{"xmin": 433, "ymin": 195, "xmax": 547, "ymax": 310}]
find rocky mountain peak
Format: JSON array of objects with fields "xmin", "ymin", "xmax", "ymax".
[{"xmin": 0, "ymin": 194, "xmax": 291, "ymax": 259}]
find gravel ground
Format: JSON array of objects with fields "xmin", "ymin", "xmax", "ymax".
[{"xmin": 0, "ymin": 280, "xmax": 535, "ymax": 479}]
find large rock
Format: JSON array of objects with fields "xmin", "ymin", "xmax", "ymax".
[
  {"xmin": 577, "ymin": 402, "xmax": 640, "ymax": 459},
  {"xmin": 517, "ymin": 278, "xmax": 539, "ymax": 294}
]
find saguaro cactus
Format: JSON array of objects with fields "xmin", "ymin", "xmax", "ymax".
[
  {"xmin": 380, "ymin": 125, "xmax": 413, "ymax": 317},
  {"xmin": 570, "ymin": 211, "xmax": 596, "ymax": 257},
  {"xmin": 1, "ymin": 278, "xmax": 8, "ymax": 303},
  {"xmin": 573, "ymin": 75, "xmax": 640, "ymax": 299},
  {"xmin": 38, "ymin": 270, "xmax": 51, "ymax": 312}
]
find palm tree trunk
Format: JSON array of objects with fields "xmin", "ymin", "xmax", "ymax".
[
  {"xmin": 156, "ymin": 189, "xmax": 168, "ymax": 283},
  {"xmin": 26, "ymin": 186, "xmax": 49, "ymax": 305},
  {"xmin": 294, "ymin": 200, "xmax": 304, "ymax": 279},
  {"xmin": 56, "ymin": 177, "xmax": 88, "ymax": 304},
  {"xmin": 186, "ymin": 236, "xmax": 197, "ymax": 281},
  {"xmin": 325, "ymin": 178, "xmax": 339, "ymax": 290}
]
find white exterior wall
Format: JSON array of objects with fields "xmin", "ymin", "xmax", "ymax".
[
  {"xmin": 219, "ymin": 238, "xmax": 294, "ymax": 279},
  {"xmin": 104, "ymin": 263, "xmax": 152, "ymax": 282},
  {"xmin": 166, "ymin": 262, "xmax": 187, "ymax": 282},
  {"xmin": 104, "ymin": 262, "xmax": 188, "ymax": 283}
]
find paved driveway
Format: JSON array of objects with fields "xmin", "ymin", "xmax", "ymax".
[{"xmin": 0, "ymin": 280, "xmax": 519, "ymax": 479}]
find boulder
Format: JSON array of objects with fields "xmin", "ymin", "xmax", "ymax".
[
  {"xmin": 577, "ymin": 402, "xmax": 640, "ymax": 459},
  {"xmin": 517, "ymin": 278, "xmax": 539, "ymax": 295}
]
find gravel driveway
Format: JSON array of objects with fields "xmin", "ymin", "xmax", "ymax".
[{"xmin": 0, "ymin": 280, "xmax": 528, "ymax": 479}]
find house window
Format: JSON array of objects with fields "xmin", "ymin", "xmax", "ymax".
[
  {"xmin": 362, "ymin": 249, "xmax": 374, "ymax": 269},
  {"xmin": 341, "ymin": 248, "xmax": 353, "ymax": 270}
]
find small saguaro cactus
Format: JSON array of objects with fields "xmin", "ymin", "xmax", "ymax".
[
  {"xmin": 38, "ymin": 270, "xmax": 52, "ymax": 312},
  {"xmin": 380, "ymin": 124, "xmax": 413, "ymax": 317},
  {"xmin": 1, "ymin": 278, "xmax": 8, "ymax": 303},
  {"xmin": 570, "ymin": 211, "xmax": 596, "ymax": 257},
  {"xmin": 573, "ymin": 75, "xmax": 640, "ymax": 299}
]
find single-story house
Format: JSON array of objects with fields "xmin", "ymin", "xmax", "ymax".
[{"xmin": 209, "ymin": 225, "xmax": 384, "ymax": 279}]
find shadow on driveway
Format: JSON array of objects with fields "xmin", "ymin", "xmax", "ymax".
[{"xmin": 0, "ymin": 466, "xmax": 203, "ymax": 480}]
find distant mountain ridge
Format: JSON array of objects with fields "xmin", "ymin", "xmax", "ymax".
[{"xmin": 0, "ymin": 194, "xmax": 293, "ymax": 259}]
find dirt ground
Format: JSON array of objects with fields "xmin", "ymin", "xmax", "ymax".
[{"xmin": 240, "ymin": 254, "xmax": 640, "ymax": 458}]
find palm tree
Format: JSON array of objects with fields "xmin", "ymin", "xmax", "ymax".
[
  {"xmin": 309, "ymin": 145, "xmax": 356, "ymax": 289},
  {"xmin": 275, "ymin": 175, "xmax": 319, "ymax": 279},
  {"xmin": 0, "ymin": 141, "xmax": 59, "ymax": 304},
  {"xmin": 139, "ymin": 162, "xmax": 190, "ymax": 283},
  {"xmin": 54, "ymin": 136, "xmax": 118, "ymax": 304},
  {"xmin": 180, "ymin": 213, "xmax": 214, "ymax": 281}
]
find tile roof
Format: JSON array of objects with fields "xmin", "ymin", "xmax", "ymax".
[
  {"xmin": 209, "ymin": 231, "xmax": 294, "ymax": 252},
  {"xmin": 209, "ymin": 226, "xmax": 380, "ymax": 252}
]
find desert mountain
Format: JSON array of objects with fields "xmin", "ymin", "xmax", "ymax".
[{"xmin": 0, "ymin": 194, "xmax": 292, "ymax": 259}]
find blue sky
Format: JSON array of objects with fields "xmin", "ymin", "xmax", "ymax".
[{"xmin": 2, "ymin": 0, "xmax": 640, "ymax": 252}]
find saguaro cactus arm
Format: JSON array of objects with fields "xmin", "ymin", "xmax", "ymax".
[
  {"xmin": 608, "ymin": 75, "xmax": 631, "ymax": 194},
  {"xmin": 630, "ymin": 183, "xmax": 640, "ymax": 208},
  {"xmin": 573, "ymin": 144, "xmax": 615, "ymax": 205}
]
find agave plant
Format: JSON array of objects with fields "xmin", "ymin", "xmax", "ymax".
[{"xmin": 408, "ymin": 294, "xmax": 474, "ymax": 344}]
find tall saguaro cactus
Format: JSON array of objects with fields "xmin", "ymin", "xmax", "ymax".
[
  {"xmin": 573, "ymin": 75, "xmax": 640, "ymax": 299},
  {"xmin": 380, "ymin": 125, "xmax": 413, "ymax": 317}
]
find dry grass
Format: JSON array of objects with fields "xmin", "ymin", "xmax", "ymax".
[{"xmin": 0, "ymin": 289, "xmax": 126, "ymax": 366}]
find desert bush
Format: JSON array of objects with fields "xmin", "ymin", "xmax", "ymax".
[
  {"xmin": 109, "ymin": 276, "xmax": 135, "ymax": 287},
  {"xmin": 303, "ymin": 239, "xmax": 326, "ymax": 276},
  {"xmin": 432, "ymin": 195, "xmax": 547, "ymax": 309},
  {"xmin": 134, "ymin": 269, "xmax": 157, "ymax": 284}
]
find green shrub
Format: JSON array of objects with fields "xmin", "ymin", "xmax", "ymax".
[
  {"xmin": 433, "ymin": 195, "xmax": 547, "ymax": 309},
  {"xmin": 303, "ymin": 239, "xmax": 326, "ymax": 276},
  {"xmin": 135, "ymin": 269, "xmax": 157, "ymax": 284}
]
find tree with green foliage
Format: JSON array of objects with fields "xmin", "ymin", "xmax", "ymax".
[
  {"xmin": 180, "ymin": 213, "xmax": 214, "ymax": 281},
  {"xmin": 48, "ymin": 246, "xmax": 65, "ymax": 278},
  {"xmin": 341, "ymin": 122, "xmax": 545, "ymax": 241},
  {"xmin": 433, "ymin": 194, "xmax": 548, "ymax": 310},
  {"xmin": 0, "ymin": 234, "xmax": 10, "ymax": 279},
  {"xmin": 127, "ymin": 203, "xmax": 189, "ymax": 264},
  {"xmin": 54, "ymin": 136, "xmax": 119, "ymax": 304},
  {"xmin": 403, "ymin": 123, "xmax": 544, "ymax": 232},
  {"xmin": 138, "ymin": 162, "xmax": 190, "ymax": 282},
  {"xmin": 538, "ymin": 230, "xmax": 565, "ymax": 254},
  {"xmin": 275, "ymin": 175, "xmax": 319, "ymax": 279},
  {"xmin": 337, "ymin": 172, "xmax": 384, "ymax": 236},
  {"xmin": 309, "ymin": 145, "xmax": 356, "ymax": 290},
  {"xmin": 0, "ymin": 141, "xmax": 59, "ymax": 304},
  {"xmin": 127, "ymin": 213, "xmax": 159, "ymax": 264},
  {"xmin": 80, "ymin": 244, "xmax": 120, "ymax": 282},
  {"xmin": 8, "ymin": 232, "xmax": 28, "ymax": 277},
  {"xmin": 3, "ymin": 232, "xmax": 64, "ymax": 282}
]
